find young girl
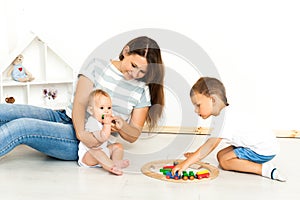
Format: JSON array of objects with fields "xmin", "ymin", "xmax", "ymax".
[
  {"xmin": 172, "ymin": 77, "xmax": 286, "ymax": 182},
  {"xmin": 78, "ymin": 89, "xmax": 129, "ymax": 175}
]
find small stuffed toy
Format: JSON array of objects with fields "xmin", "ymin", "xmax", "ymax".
[
  {"xmin": 5, "ymin": 97, "xmax": 15, "ymax": 104},
  {"xmin": 7, "ymin": 54, "xmax": 35, "ymax": 82},
  {"xmin": 43, "ymin": 88, "xmax": 58, "ymax": 100}
]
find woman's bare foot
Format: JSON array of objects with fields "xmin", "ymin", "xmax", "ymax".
[{"xmin": 114, "ymin": 159, "xmax": 130, "ymax": 169}]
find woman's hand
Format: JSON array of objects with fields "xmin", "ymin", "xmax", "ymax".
[
  {"xmin": 110, "ymin": 107, "xmax": 148, "ymax": 143},
  {"xmin": 79, "ymin": 130, "xmax": 102, "ymax": 148},
  {"xmin": 72, "ymin": 75, "xmax": 98, "ymax": 147},
  {"xmin": 110, "ymin": 115, "xmax": 141, "ymax": 143},
  {"xmin": 111, "ymin": 116, "xmax": 124, "ymax": 132}
]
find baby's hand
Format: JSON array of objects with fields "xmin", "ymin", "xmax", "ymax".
[{"xmin": 101, "ymin": 114, "xmax": 113, "ymax": 125}]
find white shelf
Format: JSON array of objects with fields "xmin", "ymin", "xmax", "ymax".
[
  {"xmin": 0, "ymin": 33, "xmax": 75, "ymax": 109},
  {"xmin": 2, "ymin": 79, "xmax": 74, "ymax": 86}
]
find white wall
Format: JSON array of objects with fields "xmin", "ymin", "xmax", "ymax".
[{"xmin": 1, "ymin": 0, "xmax": 300, "ymax": 129}]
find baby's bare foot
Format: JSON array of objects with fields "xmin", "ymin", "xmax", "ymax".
[
  {"xmin": 109, "ymin": 165, "xmax": 123, "ymax": 176},
  {"xmin": 114, "ymin": 159, "xmax": 130, "ymax": 169}
]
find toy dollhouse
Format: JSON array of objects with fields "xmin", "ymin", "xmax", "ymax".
[{"xmin": 0, "ymin": 33, "xmax": 76, "ymax": 109}]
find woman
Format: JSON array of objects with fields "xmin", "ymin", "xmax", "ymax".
[{"xmin": 0, "ymin": 36, "xmax": 165, "ymax": 160}]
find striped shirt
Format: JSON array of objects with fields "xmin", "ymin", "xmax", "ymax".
[{"xmin": 66, "ymin": 58, "xmax": 151, "ymax": 121}]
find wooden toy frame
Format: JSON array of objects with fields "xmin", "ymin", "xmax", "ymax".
[{"xmin": 141, "ymin": 159, "xmax": 219, "ymax": 183}]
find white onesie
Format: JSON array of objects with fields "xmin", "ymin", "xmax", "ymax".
[{"xmin": 77, "ymin": 116, "xmax": 110, "ymax": 167}]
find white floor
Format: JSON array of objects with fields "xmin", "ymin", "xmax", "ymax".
[{"xmin": 0, "ymin": 133, "xmax": 299, "ymax": 200}]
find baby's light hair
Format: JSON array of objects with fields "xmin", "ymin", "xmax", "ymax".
[
  {"xmin": 190, "ymin": 77, "xmax": 229, "ymax": 106},
  {"xmin": 88, "ymin": 89, "xmax": 111, "ymax": 106}
]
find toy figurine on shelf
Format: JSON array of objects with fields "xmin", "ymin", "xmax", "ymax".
[
  {"xmin": 7, "ymin": 54, "xmax": 35, "ymax": 82},
  {"xmin": 42, "ymin": 88, "xmax": 58, "ymax": 108},
  {"xmin": 43, "ymin": 88, "xmax": 58, "ymax": 100},
  {"xmin": 5, "ymin": 97, "xmax": 15, "ymax": 104}
]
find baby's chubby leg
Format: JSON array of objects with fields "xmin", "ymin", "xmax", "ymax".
[
  {"xmin": 84, "ymin": 148, "xmax": 122, "ymax": 175},
  {"xmin": 108, "ymin": 143, "xmax": 129, "ymax": 169},
  {"xmin": 114, "ymin": 159, "xmax": 130, "ymax": 169}
]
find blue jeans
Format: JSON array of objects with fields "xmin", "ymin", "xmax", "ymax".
[{"xmin": 0, "ymin": 104, "xmax": 79, "ymax": 160}]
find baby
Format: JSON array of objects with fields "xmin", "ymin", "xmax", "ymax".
[{"xmin": 77, "ymin": 89, "xmax": 129, "ymax": 175}]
